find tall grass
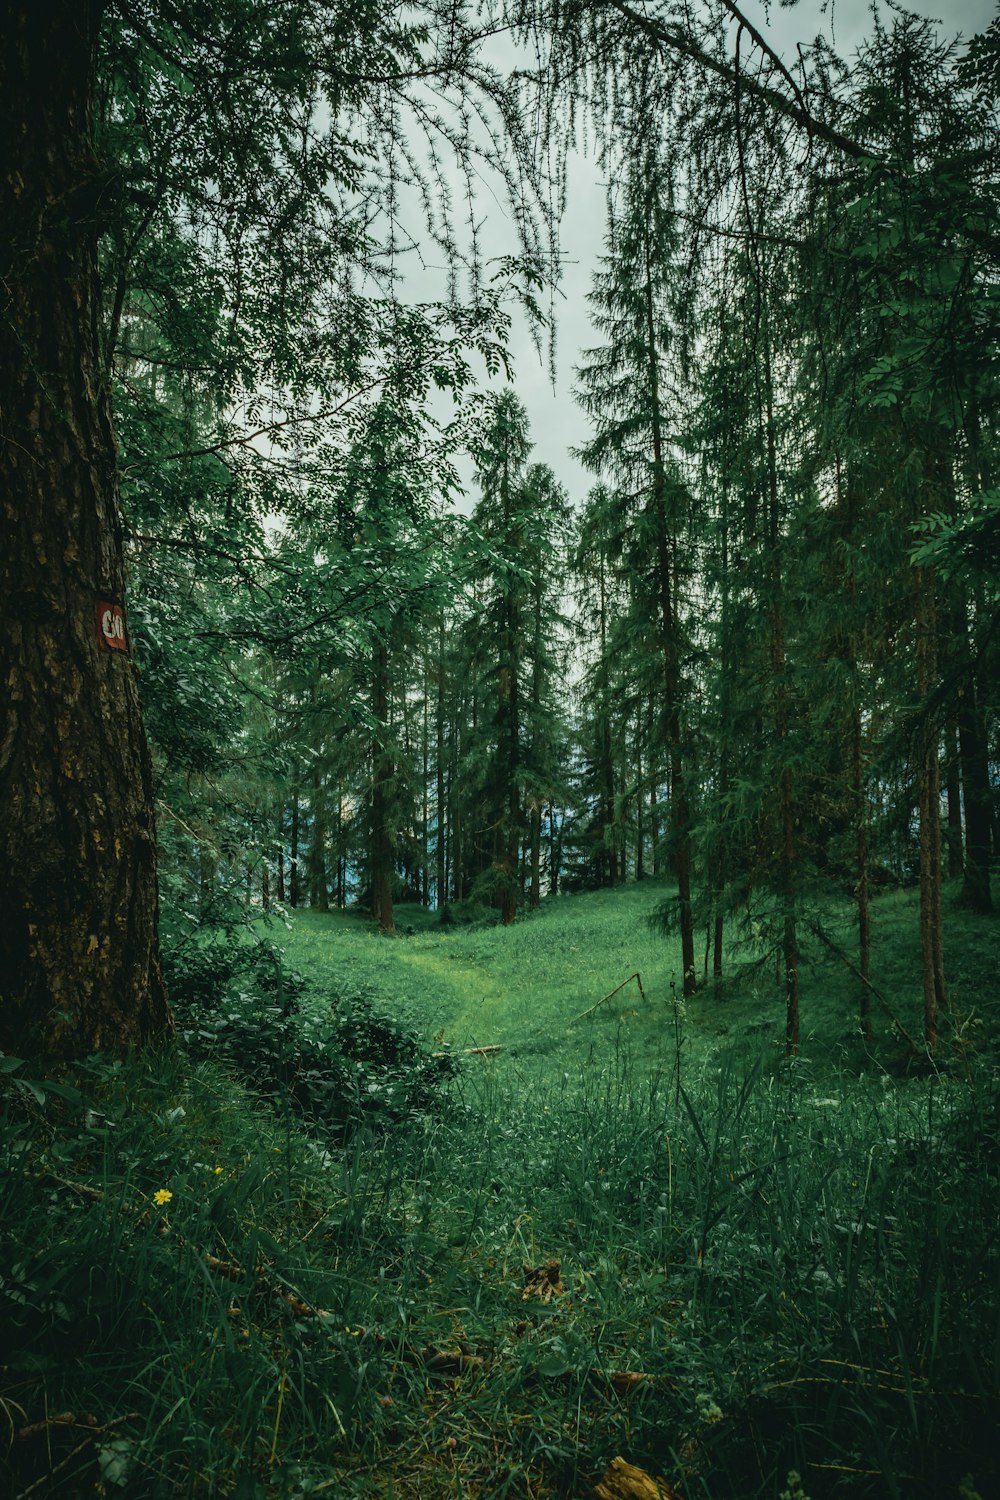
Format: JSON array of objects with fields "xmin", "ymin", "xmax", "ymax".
[{"xmin": 3, "ymin": 1027, "xmax": 997, "ymax": 1498}]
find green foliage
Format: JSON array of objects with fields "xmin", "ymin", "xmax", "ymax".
[
  {"xmin": 167, "ymin": 934, "xmax": 455, "ymax": 1140},
  {"xmin": 3, "ymin": 911, "xmax": 998, "ymax": 1497}
]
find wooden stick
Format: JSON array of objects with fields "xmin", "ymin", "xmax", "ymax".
[
  {"xmin": 810, "ymin": 926, "xmax": 918, "ymax": 1052},
  {"xmin": 575, "ymin": 972, "xmax": 644, "ymax": 1021},
  {"xmin": 431, "ymin": 1044, "xmax": 503, "ymax": 1058}
]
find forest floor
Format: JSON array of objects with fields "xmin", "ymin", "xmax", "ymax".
[
  {"xmin": 265, "ymin": 880, "xmax": 1000, "ymax": 1082},
  {"xmin": 3, "ymin": 883, "xmax": 998, "ymax": 1500}
]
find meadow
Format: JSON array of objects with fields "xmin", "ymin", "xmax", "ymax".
[{"xmin": 2, "ymin": 883, "xmax": 998, "ymax": 1499}]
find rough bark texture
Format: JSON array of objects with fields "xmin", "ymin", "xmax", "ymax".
[{"xmin": 0, "ymin": 1, "xmax": 172, "ymax": 1057}]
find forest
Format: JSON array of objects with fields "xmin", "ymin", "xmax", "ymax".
[{"xmin": 1, "ymin": 0, "xmax": 999, "ymax": 1496}]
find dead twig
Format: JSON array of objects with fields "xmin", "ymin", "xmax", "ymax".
[
  {"xmin": 14, "ymin": 1412, "xmax": 141, "ymax": 1500},
  {"xmin": 809, "ymin": 926, "xmax": 918, "ymax": 1052},
  {"xmin": 431, "ymin": 1044, "xmax": 503, "ymax": 1058},
  {"xmin": 576, "ymin": 972, "xmax": 645, "ymax": 1021}
]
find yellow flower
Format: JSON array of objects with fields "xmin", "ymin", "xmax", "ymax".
[
  {"xmin": 153, "ymin": 1189, "xmax": 173, "ymax": 1206},
  {"xmin": 213, "ymin": 1166, "xmax": 224, "ymax": 1175}
]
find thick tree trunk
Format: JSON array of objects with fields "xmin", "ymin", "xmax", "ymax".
[{"xmin": 0, "ymin": 2, "xmax": 171, "ymax": 1056}]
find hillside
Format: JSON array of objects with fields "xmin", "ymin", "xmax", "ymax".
[
  {"xmin": 267, "ymin": 882, "xmax": 1000, "ymax": 1079},
  {"xmin": 3, "ymin": 884, "xmax": 998, "ymax": 1499}
]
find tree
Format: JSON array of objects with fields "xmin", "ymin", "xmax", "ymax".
[
  {"xmin": 1, "ymin": 3, "xmax": 172, "ymax": 1056},
  {"xmin": 1, "ymin": 0, "xmax": 544, "ymax": 1053},
  {"xmin": 575, "ymin": 134, "xmax": 699, "ymax": 994},
  {"xmin": 468, "ymin": 392, "xmax": 533, "ymax": 924}
]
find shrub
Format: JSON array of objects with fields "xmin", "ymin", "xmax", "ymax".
[{"xmin": 169, "ymin": 939, "xmax": 455, "ymax": 1139}]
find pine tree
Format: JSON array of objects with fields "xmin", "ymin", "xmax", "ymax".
[{"xmin": 575, "ymin": 136, "xmax": 699, "ymax": 993}]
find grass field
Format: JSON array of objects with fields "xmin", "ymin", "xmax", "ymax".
[
  {"xmin": 262, "ymin": 880, "xmax": 1000, "ymax": 1080},
  {"xmin": 3, "ymin": 883, "xmax": 998, "ymax": 1499}
]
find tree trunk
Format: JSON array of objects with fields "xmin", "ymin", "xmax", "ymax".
[
  {"xmin": 945, "ymin": 722, "xmax": 964, "ymax": 880},
  {"xmin": 548, "ymin": 802, "xmax": 560, "ymax": 896},
  {"xmin": 914, "ymin": 564, "xmax": 946, "ymax": 1048},
  {"xmin": 436, "ymin": 616, "xmax": 447, "ymax": 908},
  {"xmin": 0, "ymin": 2, "xmax": 172, "ymax": 1057},
  {"xmin": 642, "ymin": 208, "xmax": 695, "ymax": 994},
  {"xmin": 957, "ymin": 679, "xmax": 993, "ymax": 914},
  {"xmin": 335, "ymin": 777, "xmax": 345, "ymax": 908},
  {"xmin": 529, "ymin": 801, "xmax": 542, "ymax": 907},
  {"xmin": 371, "ymin": 639, "xmax": 395, "ymax": 933},
  {"xmin": 289, "ymin": 791, "xmax": 300, "ymax": 908},
  {"xmin": 635, "ymin": 733, "xmax": 645, "ymax": 882},
  {"xmin": 310, "ymin": 759, "xmax": 328, "ymax": 911},
  {"xmin": 852, "ymin": 705, "xmax": 872, "ymax": 1040},
  {"xmin": 422, "ymin": 653, "xmax": 430, "ymax": 905}
]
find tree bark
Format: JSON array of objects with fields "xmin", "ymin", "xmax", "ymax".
[
  {"xmin": 944, "ymin": 722, "xmax": 964, "ymax": 880},
  {"xmin": 436, "ymin": 616, "xmax": 447, "ymax": 908},
  {"xmin": 957, "ymin": 677, "xmax": 993, "ymax": 913},
  {"xmin": 914, "ymin": 563, "xmax": 946, "ymax": 1049},
  {"xmin": 371, "ymin": 638, "xmax": 395, "ymax": 933},
  {"xmin": 642, "ymin": 206, "xmax": 695, "ymax": 994},
  {"xmin": 289, "ymin": 791, "xmax": 300, "ymax": 908},
  {"xmin": 310, "ymin": 757, "xmax": 328, "ymax": 911},
  {"xmin": 0, "ymin": 1, "xmax": 172, "ymax": 1056}
]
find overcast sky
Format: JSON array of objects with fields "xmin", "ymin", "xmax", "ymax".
[{"xmin": 430, "ymin": 0, "xmax": 995, "ymax": 509}]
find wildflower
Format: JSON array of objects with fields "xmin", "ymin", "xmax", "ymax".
[
  {"xmin": 213, "ymin": 1166, "xmax": 224, "ymax": 1175},
  {"xmin": 152, "ymin": 1188, "xmax": 173, "ymax": 1206}
]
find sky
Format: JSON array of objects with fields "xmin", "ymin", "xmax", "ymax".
[{"xmin": 433, "ymin": 0, "xmax": 996, "ymax": 510}]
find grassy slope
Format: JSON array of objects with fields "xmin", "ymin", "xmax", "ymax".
[
  {"xmin": 264, "ymin": 880, "xmax": 1000, "ymax": 1078},
  {"xmin": 4, "ymin": 885, "xmax": 998, "ymax": 1499}
]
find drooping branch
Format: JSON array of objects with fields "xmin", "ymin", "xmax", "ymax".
[{"xmin": 600, "ymin": 0, "xmax": 875, "ymax": 161}]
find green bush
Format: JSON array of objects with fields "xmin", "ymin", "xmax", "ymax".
[{"xmin": 169, "ymin": 939, "xmax": 455, "ymax": 1139}]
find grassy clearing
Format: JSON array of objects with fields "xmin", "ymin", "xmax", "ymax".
[
  {"xmin": 2, "ymin": 885, "xmax": 998, "ymax": 1498},
  {"xmin": 264, "ymin": 881, "xmax": 1000, "ymax": 1079}
]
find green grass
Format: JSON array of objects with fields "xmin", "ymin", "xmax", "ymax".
[
  {"xmin": 262, "ymin": 881, "xmax": 1000, "ymax": 1079},
  {"xmin": 3, "ymin": 883, "xmax": 998, "ymax": 1498}
]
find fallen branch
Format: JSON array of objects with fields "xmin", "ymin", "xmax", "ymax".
[
  {"xmin": 431, "ymin": 1044, "xmax": 503, "ymax": 1058},
  {"xmin": 809, "ymin": 926, "xmax": 918, "ymax": 1052},
  {"xmin": 14, "ymin": 1412, "xmax": 140, "ymax": 1500},
  {"xmin": 576, "ymin": 972, "xmax": 645, "ymax": 1021}
]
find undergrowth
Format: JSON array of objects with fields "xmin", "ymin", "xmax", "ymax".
[
  {"xmin": 2, "ymin": 1032, "xmax": 998, "ymax": 1498},
  {"xmin": 3, "ymin": 886, "xmax": 998, "ymax": 1496}
]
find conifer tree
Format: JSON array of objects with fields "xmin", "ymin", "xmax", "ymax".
[{"xmin": 575, "ymin": 135, "xmax": 699, "ymax": 993}]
